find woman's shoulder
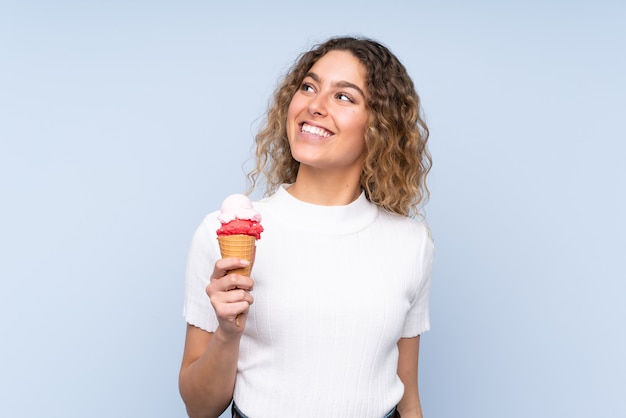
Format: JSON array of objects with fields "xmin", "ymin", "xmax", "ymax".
[
  {"xmin": 200, "ymin": 209, "xmax": 221, "ymax": 226},
  {"xmin": 377, "ymin": 208, "xmax": 431, "ymax": 236},
  {"xmin": 193, "ymin": 209, "xmax": 221, "ymax": 243}
]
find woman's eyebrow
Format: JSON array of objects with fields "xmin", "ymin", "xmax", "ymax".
[{"xmin": 305, "ymin": 72, "xmax": 366, "ymax": 99}]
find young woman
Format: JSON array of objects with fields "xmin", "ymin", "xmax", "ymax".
[{"xmin": 179, "ymin": 36, "xmax": 434, "ymax": 418}]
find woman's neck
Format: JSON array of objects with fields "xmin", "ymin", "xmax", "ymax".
[{"xmin": 287, "ymin": 167, "xmax": 362, "ymax": 206}]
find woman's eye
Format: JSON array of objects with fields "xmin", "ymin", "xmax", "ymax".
[
  {"xmin": 301, "ymin": 83, "xmax": 314, "ymax": 93},
  {"xmin": 337, "ymin": 93, "xmax": 354, "ymax": 102}
]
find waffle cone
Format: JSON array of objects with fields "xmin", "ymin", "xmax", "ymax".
[{"xmin": 218, "ymin": 234, "xmax": 256, "ymax": 276}]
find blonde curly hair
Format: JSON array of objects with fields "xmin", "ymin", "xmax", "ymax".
[{"xmin": 247, "ymin": 36, "xmax": 431, "ymax": 217}]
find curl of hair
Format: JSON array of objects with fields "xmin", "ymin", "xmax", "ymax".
[{"xmin": 247, "ymin": 36, "xmax": 431, "ymax": 217}]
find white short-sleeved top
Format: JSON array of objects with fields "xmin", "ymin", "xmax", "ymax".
[{"xmin": 184, "ymin": 185, "xmax": 434, "ymax": 418}]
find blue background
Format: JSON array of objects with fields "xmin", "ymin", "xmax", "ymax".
[{"xmin": 1, "ymin": 1, "xmax": 624, "ymax": 417}]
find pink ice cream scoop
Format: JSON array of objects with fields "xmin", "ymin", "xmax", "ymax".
[{"xmin": 216, "ymin": 194, "xmax": 263, "ymax": 239}]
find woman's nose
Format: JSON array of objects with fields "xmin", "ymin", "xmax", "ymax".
[{"xmin": 307, "ymin": 93, "xmax": 327, "ymax": 117}]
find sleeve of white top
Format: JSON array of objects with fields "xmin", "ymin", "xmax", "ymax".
[
  {"xmin": 402, "ymin": 225, "xmax": 435, "ymax": 337},
  {"xmin": 183, "ymin": 214, "xmax": 221, "ymax": 332}
]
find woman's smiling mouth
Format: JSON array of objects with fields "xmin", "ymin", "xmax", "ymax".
[{"xmin": 301, "ymin": 122, "xmax": 333, "ymax": 138}]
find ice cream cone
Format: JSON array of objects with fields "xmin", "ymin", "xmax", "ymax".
[
  {"xmin": 218, "ymin": 234, "xmax": 256, "ymax": 327},
  {"xmin": 216, "ymin": 194, "xmax": 263, "ymax": 328},
  {"xmin": 218, "ymin": 234, "xmax": 256, "ymax": 276}
]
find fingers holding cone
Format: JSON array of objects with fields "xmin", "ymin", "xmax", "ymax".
[{"xmin": 208, "ymin": 257, "xmax": 255, "ymax": 331}]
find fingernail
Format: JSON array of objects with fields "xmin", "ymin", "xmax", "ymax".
[{"xmin": 240, "ymin": 259, "xmax": 250, "ymax": 266}]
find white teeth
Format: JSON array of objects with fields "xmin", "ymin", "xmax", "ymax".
[{"xmin": 302, "ymin": 123, "xmax": 331, "ymax": 138}]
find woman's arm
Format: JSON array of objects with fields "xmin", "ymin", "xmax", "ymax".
[
  {"xmin": 397, "ymin": 335, "xmax": 423, "ymax": 418},
  {"xmin": 179, "ymin": 326, "xmax": 238, "ymax": 418},
  {"xmin": 179, "ymin": 257, "xmax": 254, "ymax": 418}
]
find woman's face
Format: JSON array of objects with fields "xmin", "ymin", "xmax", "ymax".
[{"xmin": 286, "ymin": 50, "xmax": 369, "ymax": 177}]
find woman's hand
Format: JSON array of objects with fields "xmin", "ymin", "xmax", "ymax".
[{"xmin": 206, "ymin": 257, "xmax": 255, "ymax": 335}]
